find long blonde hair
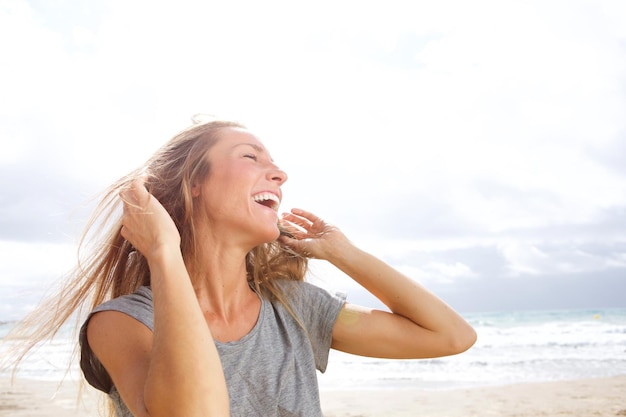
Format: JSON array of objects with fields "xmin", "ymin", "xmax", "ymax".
[{"xmin": 4, "ymin": 117, "xmax": 308, "ymax": 394}]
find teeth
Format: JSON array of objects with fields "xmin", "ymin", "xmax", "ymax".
[
  {"xmin": 253, "ymin": 193, "xmax": 279, "ymax": 203},
  {"xmin": 253, "ymin": 192, "xmax": 280, "ymax": 210}
]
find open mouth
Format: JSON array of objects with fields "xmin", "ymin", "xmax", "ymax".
[{"xmin": 252, "ymin": 192, "xmax": 280, "ymax": 211}]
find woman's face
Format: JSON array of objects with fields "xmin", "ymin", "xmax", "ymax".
[{"xmin": 194, "ymin": 127, "xmax": 288, "ymax": 247}]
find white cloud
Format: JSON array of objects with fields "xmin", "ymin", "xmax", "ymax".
[
  {"xmin": 1, "ymin": 0, "xmax": 625, "ymax": 312},
  {"xmin": 498, "ymin": 239, "xmax": 626, "ymax": 276},
  {"xmin": 0, "ymin": 240, "xmax": 75, "ymax": 286},
  {"xmin": 397, "ymin": 261, "xmax": 476, "ymax": 285}
]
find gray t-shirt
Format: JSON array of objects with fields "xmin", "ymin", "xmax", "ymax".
[{"xmin": 79, "ymin": 280, "xmax": 346, "ymax": 417}]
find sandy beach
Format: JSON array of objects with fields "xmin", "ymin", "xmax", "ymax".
[
  {"xmin": 1, "ymin": 375, "xmax": 625, "ymax": 416},
  {"xmin": 322, "ymin": 376, "xmax": 626, "ymax": 416}
]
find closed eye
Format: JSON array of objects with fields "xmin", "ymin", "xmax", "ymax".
[{"xmin": 244, "ymin": 154, "xmax": 258, "ymax": 161}]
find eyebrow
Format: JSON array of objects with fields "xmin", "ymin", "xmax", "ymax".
[{"xmin": 233, "ymin": 143, "xmax": 274, "ymax": 162}]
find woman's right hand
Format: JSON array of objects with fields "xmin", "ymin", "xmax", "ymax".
[
  {"xmin": 93, "ymin": 177, "xmax": 228, "ymax": 417},
  {"xmin": 120, "ymin": 177, "xmax": 181, "ymax": 262}
]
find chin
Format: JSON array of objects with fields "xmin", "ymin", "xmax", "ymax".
[
  {"xmin": 266, "ymin": 227, "xmax": 281, "ymax": 242},
  {"xmin": 255, "ymin": 225, "xmax": 281, "ymax": 245}
]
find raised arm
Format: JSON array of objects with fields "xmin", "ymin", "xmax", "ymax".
[
  {"xmin": 86, "ymin": 178, "xmax": 229, "ymax": 417},
  {"xmin": 280, "ymin": 208, "xmax": 476, "ymax": 359}
]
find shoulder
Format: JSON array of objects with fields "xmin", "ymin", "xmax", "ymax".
[
  {"xmin": 93, "ymin": 286, "xmax": 153, "ymax": 312},
  {"xmin": 91, "ymin": 286, "xmax": 154, "ymax": 330},
  {"xmin": 273, "ymin": 279, "xmax": 345, "ymax": 298},
  {"xmin": 273, "ymin": 279, "xmax": 346, "ymax": 306},
  {"xmin": 80, "ymin": 286, "xmax": 154, "ymax": 394},
  {"xmin": 270, "ymin": 279, "xmax": 346, "ymax": 328}
]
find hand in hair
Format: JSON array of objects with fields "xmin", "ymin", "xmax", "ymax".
[
  {"xmin": 281, "ymin": 207, "xmax": 477, "ymax": 360},
  {"xmin": 120, "ymin": 177, "xmax": 181, "ymax": 262},
  {"xmin": 279, "ymin": 208, "xmax": 350, "ymax": 260}
]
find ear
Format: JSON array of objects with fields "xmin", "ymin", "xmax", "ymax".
[{"xmin": 191, "ymin": 183, "xmax": 201, "ymax": 198}]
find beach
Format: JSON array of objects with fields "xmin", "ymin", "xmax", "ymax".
[
  {"xmin": 322, "ymin": 376, "xmax": 626, "ymax": 416},
  {"xmin": 2, "ymin": 308, "xmax": 624, "ymax": 416},
  {"xmin": 1, "ymin": 375, "xmax": 625, "ymax": 416}
]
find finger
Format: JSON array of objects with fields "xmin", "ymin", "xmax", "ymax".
[
  {"xmin": 129, "ymin": 176, "xmax": 150, "ymax": 205},
  {"xmin": 290, "ymin": 208, "xmax": 320, "ymax": 223},
  {"xmin": 120, "ymin": 224, "xmax": 129, "ymax": 241},
  {"xmin": 279, "ymin": 219, "xmax": 309, "ymax": 240},
  {"xmin": 120, "ymin": 177, "xmax": 150, "ymax": 209},
  {"xmin": 278, "ymin": 236, "xmax": 313, "ymax": 258},
  {"xmin": 282, "ymin": 212, "xmax": 313, "ymax": 230}
]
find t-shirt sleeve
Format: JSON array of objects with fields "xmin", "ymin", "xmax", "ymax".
[
  {"xmin": 78, "ymin": 286, "xmax": 155, "ymax": 393},
  {"xmin": 279, "ymin": 280, "xmax": 346, "ymax": 373}
]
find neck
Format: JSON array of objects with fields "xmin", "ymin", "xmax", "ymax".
[{"xmin": 189, "ymin": 239, "xmax": 255, "ymax": 321}]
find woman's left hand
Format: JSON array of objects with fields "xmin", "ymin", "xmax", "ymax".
[
  {"xmin": 279, "ymin": 208, "xmax": 349, "ymax": 260},
  {"xmin": 281, "ymin": 208, "xmax": 477, "ymax": 360}
]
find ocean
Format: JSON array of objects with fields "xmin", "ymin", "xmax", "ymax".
[
  {"xmin": 2, "ymin": 308, "xmax": 625, "ymax": 391},
  {"xmin": 319, "ymin": 308, "xmax": 626, "ymax": 391}
]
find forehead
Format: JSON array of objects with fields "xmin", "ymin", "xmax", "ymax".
[
  {"xmin": 217, "ymin": 127, "xmax": 272, "ymax": 157},
  {"xmin": 218, "ymin": 127, "xmax": 263, "ymax": 145}
]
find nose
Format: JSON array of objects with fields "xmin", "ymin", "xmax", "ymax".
[{"xmin": 268, "ymin": 165, "xmax": 288, "ymax": 185}]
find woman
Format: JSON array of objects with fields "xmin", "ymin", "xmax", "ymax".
[{"xmin": 12, "ymin": 118, "xmax": 476, "ymax": 416}]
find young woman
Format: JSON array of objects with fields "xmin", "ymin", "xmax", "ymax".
[{"xmin": 12, "ymin": 118, "xmax": 476, "ymax": 416}]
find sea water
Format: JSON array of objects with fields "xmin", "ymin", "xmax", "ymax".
[
  {"xmin": 319, "ymin": 308, "xmax": 626, "ymax": 391},
  {"xmin": 2, "ymin": 308, "xmax": 625, "ymax": 390}
]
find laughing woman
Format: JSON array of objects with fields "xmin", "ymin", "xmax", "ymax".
[{"xmin": 11, "ymin": 118, "xmax": 476, "ymax": 417}]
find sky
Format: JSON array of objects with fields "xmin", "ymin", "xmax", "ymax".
[{"xmin": 1, "ymin": 0, "xmax": 625, "ymax": 318}]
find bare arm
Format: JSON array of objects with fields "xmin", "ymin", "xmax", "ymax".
[
  {"xmin": 87, "ymin": 178, "xmax": 229, "ymax": 417},
  {"xmin": 280, "ymin": 208, "xmax": 476, "ymax": 359}
]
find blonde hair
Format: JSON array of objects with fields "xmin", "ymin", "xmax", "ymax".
[{"xmin": 4, "ymin": 117, "xmax": 308, "ymax": 411}]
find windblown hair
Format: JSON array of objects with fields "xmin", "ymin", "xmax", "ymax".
[{"xmin": 3, "ymin": 117, "xmax": 308, "ymax": 398}]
